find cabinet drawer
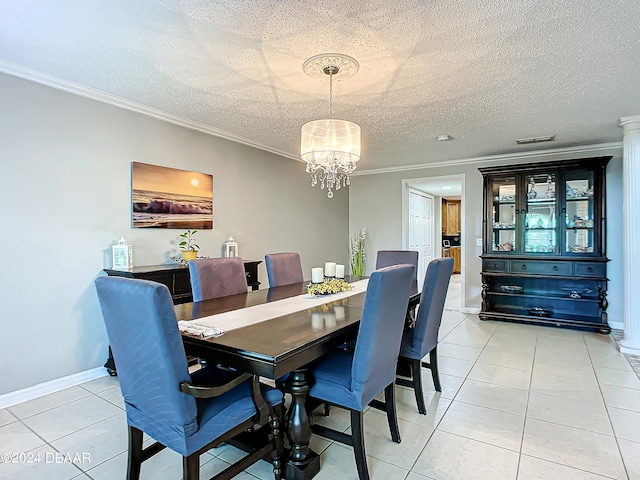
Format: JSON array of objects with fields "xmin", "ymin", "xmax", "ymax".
[
  {"xmin": 483, "ymin": 259, "xmax": 508, "ymax": 272},
  {"xmin": 574, "ymin": 262, "xmax": 606, "ymax": 278},
  {"xmin": 510, "ymin": 261, "xmax": 571, "ymax": 276}
]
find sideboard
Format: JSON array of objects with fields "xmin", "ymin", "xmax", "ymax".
[{"xmin": 103, "ymin": 260, "xmax": 262, "ymax": 304}]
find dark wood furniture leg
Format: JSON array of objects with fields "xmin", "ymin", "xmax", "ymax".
[{"xmin": 285, "ymin": 369, "xmax": 321, "ymax": 480}]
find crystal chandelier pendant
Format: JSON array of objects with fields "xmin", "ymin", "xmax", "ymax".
[{"xmin": 300, "ymin": 54, "xmax": 361, "ymax": 198}]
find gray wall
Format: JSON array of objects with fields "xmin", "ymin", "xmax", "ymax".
[
  {"xmin": 349, "ymin": 150, "xmax": 624, "ymax": 328},
  {"xmin": 0, "ymin": 73, "xmax": 349, "ymax": 395}
]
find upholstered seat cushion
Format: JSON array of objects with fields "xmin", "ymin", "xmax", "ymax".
[
  {"xmin": 307, "ymin": 349, "xmax": 361, "ymax": 411},
  {"xmin": 192, "ymin": 381, "xmax": 283, "ymax": 455},
  {"xmin": 126, "ymin": 366, "xmax": 282, "ymax": 457}
]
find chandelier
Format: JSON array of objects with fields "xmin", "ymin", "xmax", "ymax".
[{"xmin": 300, "ymin": 54, "xmax": 361, "ymax": 198}]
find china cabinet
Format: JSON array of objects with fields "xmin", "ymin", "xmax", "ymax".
[{"xmin": 479, "ymin": 156, "xmax": 610, "ymax": 333}]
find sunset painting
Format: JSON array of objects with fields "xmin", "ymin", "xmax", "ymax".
[{"xmin": 132, "ymin": 162, "xmax": 213, "ymax": 229}]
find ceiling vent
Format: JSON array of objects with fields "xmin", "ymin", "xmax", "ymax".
[{"xmin": 516, "ymin": 135, "xmax": 556, "ymax": 145}]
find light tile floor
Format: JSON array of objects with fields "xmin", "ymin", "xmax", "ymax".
[
  {"xmin": 2, "ymin": 303, "xmax": 640, "ymax": 478},
  {"xmin": 444, "ymin": 274, "xmax": 461, "ymax": 311}
]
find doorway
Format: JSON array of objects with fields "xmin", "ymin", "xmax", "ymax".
[{"xmin": 402, "ymin": 175, "xmax": 465, "ymax": 310}]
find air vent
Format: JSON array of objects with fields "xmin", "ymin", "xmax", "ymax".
[{"xmin": 516, "ymin": 135, "xmax": 555, "ymax": 145}]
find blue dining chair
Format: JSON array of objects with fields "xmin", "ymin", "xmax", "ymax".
[
  {"xmin": 396, "ymin": 257, "xmax": 454, "ymax": 414},
  {"xmin": 94, "ymin": 276, "xmax": 284, "ymax": 480},
  {"xmin": 375, "ymin": 250, "xmax": 419, "ymax": 288},
  {"xmin": 265, "ymin": 252, "xmax": 304, "ymax": 287},
  {"xmin": 307, "ymin": 264, "xmax": 415, "ymax": 480},
  {"xmin": 189, "ymin": 257, "xmax": 248, "ymax": 301}
]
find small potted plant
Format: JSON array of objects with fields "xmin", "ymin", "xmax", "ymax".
[{"xmin": 179, "ymin": 230, "xmax": 199, "ymax": 261}]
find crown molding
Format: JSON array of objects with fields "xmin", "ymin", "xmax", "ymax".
[
  {"xmin": 353, "ymin": 142, "xmax": 623, "ymax": 176},
  {"xmin": 0, "ymin": 61, "xmax": 624, "ymax": 171},
  {"xmin": 0, "ymin": 60, "xmax": 299, "ymax": 161}
]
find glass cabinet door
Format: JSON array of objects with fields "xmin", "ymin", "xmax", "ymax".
[
  {"xmin": 564, "ymin": 169, "xmax": 595, "ymax": 253},
  {"xmin": 524, "ymin": 172, "xmax": 557, "ymax": 254},
  {"xmin": 489, "ymin": 176, "xmax": 517, "ymax": 253}
]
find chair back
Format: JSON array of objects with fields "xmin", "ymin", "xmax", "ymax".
[
  {"xmin": 94, "ymin": 276, "xmax": 198, "ymax": 450},
  {"xmin": 351, "ymin": 264, "xmax": 414, "ymax": 405},
  {"xmin": 375, "ymin": 250, "xmax": 419, "ymax": 291},
  {"xmin": 265, "ymin": 252, "xmax": 304, "ymax": 287},
  {"xmin": 405, "ymin": 257, "xmax": 454, "ymax": 359},
  {"xmin": 189, "ymin": 257, "xmax": 248, "ymax": 301}
]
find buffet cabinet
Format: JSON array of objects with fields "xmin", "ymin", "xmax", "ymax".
[
  {"xmin": 104, "ymin": 260, "xmax": 261, "ymax": 304},
  {"xmin": 479, "ymin": 157, "xmax": 610, "ymax": 333}
]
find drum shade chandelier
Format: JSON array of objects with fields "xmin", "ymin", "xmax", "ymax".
[{"xmin": 300, "ymin": 54, "xmax": 361, "ymax": 198}]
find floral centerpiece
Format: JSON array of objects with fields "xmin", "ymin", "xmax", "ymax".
[
  {"xmin": 349, "ymin": 226, "xmax": 367, "ymax": 276},
  {"xmin": 307, "ymin": 278, "xmax": 353, "ymax": 296}
]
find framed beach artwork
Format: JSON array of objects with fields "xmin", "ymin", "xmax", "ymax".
[{"xmin": 132, "ymin": 162, "xmax": 213, "ymax": 229}]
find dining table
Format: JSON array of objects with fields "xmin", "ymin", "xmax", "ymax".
[{"xmin": 175, "ymin": 276, "xmax": 420, "ymax": 480}]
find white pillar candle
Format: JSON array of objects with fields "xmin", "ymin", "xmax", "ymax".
[
  {"xmin": 311, "ymin": 267, "xmax": 324, "ymax": 283},
  {"xmin": 324, "ymin": 262, "xmax": 336, "ymax": 277},
  {"xmin": 335, "ymin": 264, "xmax": 345, "ymax": 279}
]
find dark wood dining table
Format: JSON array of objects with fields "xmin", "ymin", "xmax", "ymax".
[{"xmin": 175, "ymin": 277, "xmax": 420, "ymax": 480}]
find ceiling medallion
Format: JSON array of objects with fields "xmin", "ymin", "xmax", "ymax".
[{"xmin": 300, "ymin": 53, "xmax": 361, "ymax": 199}]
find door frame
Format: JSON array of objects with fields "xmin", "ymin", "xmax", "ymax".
[{"xmin": 401, "ymin": 174, "xmax": 466, "ymax": 309}]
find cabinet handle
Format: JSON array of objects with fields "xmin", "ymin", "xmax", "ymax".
[
  {"xmin": 521, "ymin": 264, "xmax": 527, "ymax": 270},
  {"xmin": 587, "ymin": 267, "xmax": 593, "ymax": 272},
  {"xmin": 492, "ymin": 263, "xmax": 498, "ymax": 268},
  {"xmin": 553, "ymin": 266, "xmax": 558, "ymax": 271}
]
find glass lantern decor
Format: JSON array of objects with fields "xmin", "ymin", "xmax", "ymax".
[
  {"xmin": 224, "ymin": 236, "xmax": 238, "ymax": 257},
  {"xmin": 112, "ymin": 237, "xmax": 133, "ymax": 269}
]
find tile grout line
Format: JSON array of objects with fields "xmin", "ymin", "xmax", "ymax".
[{"xmin": 585, "ymin": 333, "xmax": 632, "ymax": 480}]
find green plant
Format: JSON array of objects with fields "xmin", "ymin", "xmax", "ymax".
[
  {"xmin": 178, "ymin": 230, "xmax": 199, "ymax": 251},
  {"xmin": 349, "ymin": 226, "xmax": 367, "ymax": 276}
]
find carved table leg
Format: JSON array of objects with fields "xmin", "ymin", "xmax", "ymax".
[{"xmin": 285, "ymin": 368, "xmax": 321, "ymax": 480}]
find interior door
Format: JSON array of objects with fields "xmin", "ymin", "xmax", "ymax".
[{"xmin": 408, "ymin": 189, "xmax": 434, "ymax": 291}]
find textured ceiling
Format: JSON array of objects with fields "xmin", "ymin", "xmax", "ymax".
[{"xmin": 1, "ymin": 0, "xmax": 638, "ymax": 171}]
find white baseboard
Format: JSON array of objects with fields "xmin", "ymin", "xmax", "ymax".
[
  {"xmin": 0, "ymin": 367, "xmax": 108, "ymax": 409},
  {"xmin": 608, "ymin": 321, "xmax": 624, "ymax": 331}
]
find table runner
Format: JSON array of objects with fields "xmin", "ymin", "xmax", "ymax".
[{"xmin": 178, "ymin": 278, "xmax": 369, "ymax": 338}]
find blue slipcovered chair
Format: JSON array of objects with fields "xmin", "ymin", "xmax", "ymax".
[
  {"xmin": 396, "ymin": 257, "xmax": 454, "ymax": 414},
  {"xmin": 189, "ymin": 257, "xmax": 248, "ymax": 302},
  {"xmin": 375, "ymin": 250, "xmax": 419, "ymax": 292},
  {"xmin": 265, "ymin": 252, "xmax": 304, "ymax": 288},
  {"xmin": 94, "ymin": 276, "xmax": 284, "ymax": 480},
  {"xmin": 307, "ymin": 264, "xmax": 415, "ymax": 480}
]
